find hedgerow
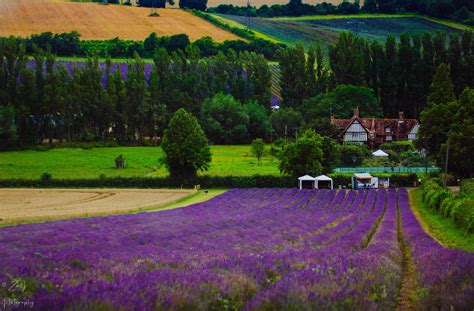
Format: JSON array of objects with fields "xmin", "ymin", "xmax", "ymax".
[
  {"xmin": 420, "ymin": 178, "xmax": 474, "ymax": 233},
  {"xmin": 0, "ymin": 173, "xmax": 417, "ymax": 189}
]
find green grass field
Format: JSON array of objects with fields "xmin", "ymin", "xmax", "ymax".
[
  {"xmin": 215, "ymin": 14, "xmax": 468, "ymax": 47},
  {"xmin": 0, "ymin": 146, "xmax": 281, "ymax": 180},
  {"xmin": 409, "ymin": 189, "xmax": 474, "ymax": 252}
]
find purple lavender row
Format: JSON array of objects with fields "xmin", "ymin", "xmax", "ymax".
[
  {"xmin": 245, "ymin": 190, "xmax": 388, "ymax": 309},
  {"xmin": 328, "ymin": 189, "xmax": 346, "ymax": 209},
  {"xmin": 398, "ymin": 189, "xmax": 474, "ymax": 309}
]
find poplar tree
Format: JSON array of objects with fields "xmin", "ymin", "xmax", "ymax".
[{"xmin": 427, "ymin": 63, "xmax": 455, "ymax": 106}]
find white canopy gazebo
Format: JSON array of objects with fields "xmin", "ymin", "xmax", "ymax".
[
  {"xmin": 298, "ymin": 175, "xmax": 316, "ymax": 190},
  {"xmin": 315, "ymin": 175, "xmax": 333, "ymax": 189},
  {"xmin": 372, "ymin": 149, "xmax": 389, "ymax": 157}
]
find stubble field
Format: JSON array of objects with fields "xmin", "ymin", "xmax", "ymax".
[
  {"xmin": 0, "ymin": 0, "xmax": 242, "ymax": 41},
  {"xmin": 0, "ymin": 188, "xmax": 194, "ymax": 225}
]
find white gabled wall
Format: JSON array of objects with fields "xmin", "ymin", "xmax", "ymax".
[
  {"xmin": 343, "ymin": 120, "xmax": 368, "ymax": 142},
  {"xmin": 408, "ymin": 123, "xmax": 419, "ymax": 140}
]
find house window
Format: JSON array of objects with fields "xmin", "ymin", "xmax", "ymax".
[
  {"xmin": 352, "ymin": 133, "xmax": 360, "ymax": 138},
  {"xmin": 385, "ymin": 127, "xmax": 391, "ymax": 133},
  {"xmin": 386, "ymin": 135, "xmax": 392, "ymax": 141}
]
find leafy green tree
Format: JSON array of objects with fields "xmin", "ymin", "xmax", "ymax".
[
  {"xmin": 445, "ymin": 88, "xmax": 474, "ymax": 177},
  {"xmin": 427, "ymin": 63, "xmax": 455, "ymax": 106},
  {"xmin": 200, "ymin": 93, "xmax": 249, "ymax": 144},
  {"xmin": 415, "ymin": 101, "xmax": 459, "ymax": 164},
  {"xmin": 303, "ymin": 118, "xmax": 341, "ymax": 140},
  {"xmin": 339, "ymin": 144, "xmax": 369, "ymax": 167},
  {"xmin": 161, "ymin": 108, "xmax": 211, "ymax": 178},
  {"xmin": 250, "ymin": 138, "xmax": 266, "ymax": 165},
  {"xmin": 270, "ymin": 108, "xmax": 303, "ymax": 141},
  {"xmin": 244, "ymin": 101, "xmax": 270, "ymax": 140},
  {"xmin": 279, "ymin": 130, "xmax": 324, "ymax": 176},
  {"xmin": 303, "ymin": 84, "xmax": 382, "ymax": 119},
  {"xmin": 321, "ymin": 136, "xmax": 338, "ymax": 174}
]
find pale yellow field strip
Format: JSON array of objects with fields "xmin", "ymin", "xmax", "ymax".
[
  {"xmin": 0, "ymin": 0, "xmax": 242, "ymax": 41},
  {"xmin": 0, "ymin": 188, "xmax": 195, "ymax": 224}
]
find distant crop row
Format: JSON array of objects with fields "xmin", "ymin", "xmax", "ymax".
[{"xmin": 0, "ymin": 188, "xmax": 472, "ymax": 309}]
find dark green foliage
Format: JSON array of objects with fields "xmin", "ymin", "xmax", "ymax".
[
  {"xmin": 179, "ymin": 0, "xmax": 207, "ymax": 11},
  {"xmin": 40, "ymin": 172, "xmax": 52, "ymax": 182},
  {"xmin": 270, "ymin": 108, "xmax": 303, "ymax": 141},
  {"xmin": 200, "ymin": 93, "xmax": 249, "ymax": 144},
  {"xmin": 0, "ymin": 104, "xmax": 18, "ymax": 147},
  {"xmin": 0, "ymin": 173, "xmax": 419, "ymax": 188},
  {"xmin": 302, "ymin": 118, "xmax": 341, "ymax": 140},
  {"xmin": 420, "ymin": 178, "xmax": 474, "ymax": 233},
  {"xmin": 161, "ymin": 109, "xmax": 211, "ymax": 178},
  {"xmin": 329, "ymin": 32, "xmax": 365, "ymax": 86},
  {"xmin": 447, "ymin": 88, "xmax": 474, "ymax": 177},
  {"xmin": 0, "ymin": 38, "xmax": 273, "ymax": 146},
  {"xmin": 321, "ymin": 136, "xmax": 338, "ymax": 174},
  {"xmin": 278, "ymin": 42, "xmax": 328, "ymax": 108},
  {"xmin": 5, "ymin": 30, "xmax": 283, "ymax": 60},
  {"xmin": 339, "ymin": 144, "xmax": 369, "ymax": 167},
  {"xmin": 278, "ymin": 130, "xmax": 324, "ymax": 176},
  {"xmin": 244, "ymin": 102, "xmax": 270, "ymax": 140},
  {"xmin": 427, "ymin": 63, "xmax": 456, "ymax": 105},
  {"xmin": 137, "ymin": 0, "xmax": 170, "ymax": 8},
  {"xmin": 302, "ymin": 84, "xmax": 382, "ymax": 119}
]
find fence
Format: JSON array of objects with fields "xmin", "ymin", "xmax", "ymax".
[{"xmin": 334, "ymin": 167, "xmax": 440, "ymax": 173}]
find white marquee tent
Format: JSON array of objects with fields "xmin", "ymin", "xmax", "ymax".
[
  {"xmin": 372, "ymin": 149, "xmax": 389, "ymax": 157},
  {"xmin": 315, "ymin": 175, "xmax": 334, "ymax": 189},
  {"xmin": 298, "ymin": 175, "xmax": 316, "ymax": 189}
]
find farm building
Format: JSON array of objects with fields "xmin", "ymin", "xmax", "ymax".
[{"xmin": 331, "ymin": 107, "xmax": 419, "ymax": 147}]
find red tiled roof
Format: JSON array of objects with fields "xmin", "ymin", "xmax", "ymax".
[{"xmin": 331, "ymin": 110, "xmax": 418, "ymax": 145}]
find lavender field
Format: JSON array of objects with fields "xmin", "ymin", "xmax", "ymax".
[{"xmin": 0, "ymin": 188, "xmax": 473, "ymax": 310}]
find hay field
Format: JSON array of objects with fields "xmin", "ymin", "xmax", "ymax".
[
  {"xmin": 0, "ymin": 0, "xmax": 241, "ymax": 41},
  {"xmin": 0, "ymin": 188, "xmax": 194, "ymax": 224}
]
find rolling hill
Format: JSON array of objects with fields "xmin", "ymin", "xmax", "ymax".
[
  {"xmin": 0, "ymin": 0, "xmax": 242, "ymax": 41},
  {"xmin": 214, "ymin": 14, "xmax": 467, "ymax": 46}
]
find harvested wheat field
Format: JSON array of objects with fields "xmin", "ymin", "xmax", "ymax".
[
  {"xmin": 0, "ymin": 188, "xmax": 194, "ymax": 225},
  {"xmin": 0, "ymin": 0, "xmax": 242, "ymax": 41}
]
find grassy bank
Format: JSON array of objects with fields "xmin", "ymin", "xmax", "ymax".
[
  {"xmin": 149, "ymin": 189, "xmax": 228, "ymax": 212},
  {"xmin": 408, "ymin": 188, "xmax": 474, "ymax": 252},
  {"xmin": 0, "ymin": 146, "xmax": 281, "ymax": 180}
]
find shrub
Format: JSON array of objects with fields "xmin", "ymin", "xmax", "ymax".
[
  {"xmin": 451, "ymin": 198, "xmax": 474, "ymax": 233},
  {"xmin": 40, "ymin": 172, "xmax": 52, "ymax": 182}
]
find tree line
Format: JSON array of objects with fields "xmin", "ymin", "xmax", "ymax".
[
  {"xmin": 5, "ymin": 31, "xmax": 283, "ymax": 60},
  {"xmin": 0, "ymin": 38, "xmax": 272, "ymax": 146},
  {"xmin": 278, "ymin": 31, "xmax": 474, "ymax": 119},
  {"xmin": 209, "ymin": 0, "xmax": 474, "ymax": 26}
]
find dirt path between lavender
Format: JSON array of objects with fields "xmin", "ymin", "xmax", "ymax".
[{"xmin": 0, "ymin": 188, "xmax": 195, "ymax": 225}]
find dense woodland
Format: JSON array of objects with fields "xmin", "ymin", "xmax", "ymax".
[{"xmin": 209, "ymin": 0, "xmax": 474, "ymax": 25}]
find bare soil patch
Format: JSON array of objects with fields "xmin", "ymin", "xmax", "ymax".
[
  {"xmin": 0, "ymin": 0, "xmax": 242, "ymax": 41},
  {"xmin": 0, "ymin": 188, "xmax": 194, "ymax": 224}
]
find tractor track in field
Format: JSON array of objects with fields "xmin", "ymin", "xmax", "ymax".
[{"xmin": 396, "ymin": 192, "xmax": 421, "ymax": 311}]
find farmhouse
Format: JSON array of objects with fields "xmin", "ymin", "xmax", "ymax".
[{"xmin": 331, "ymin": 107, "xmax": 419, "ymax": 147}]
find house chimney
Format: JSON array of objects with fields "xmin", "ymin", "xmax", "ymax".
[
  {"xmin": 354, "ymin": 106, "xmax": 360, "ymax": 118},
  {"xmin": 399, "ymin": 111, "xmax": 404, "ymax": 120}
]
